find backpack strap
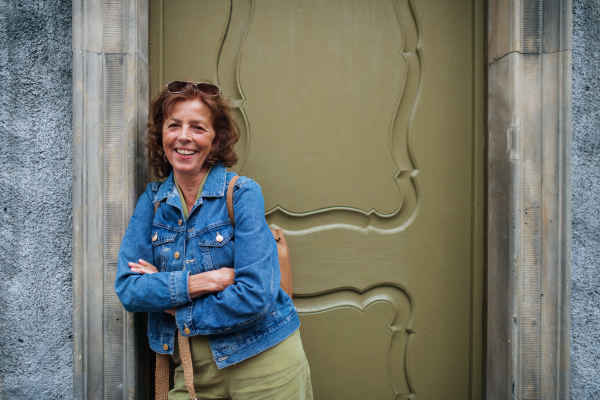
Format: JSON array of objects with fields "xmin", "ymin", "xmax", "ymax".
[
  {"xmin": 227, "ymin": 175, "xmax": 240, "ymax": 227},
  {"xmin": 226, "ymin": 175, "xmax": 293, "ymax": 299}
]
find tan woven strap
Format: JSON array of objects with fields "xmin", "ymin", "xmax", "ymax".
[
  {"xmin": 154, "ymin": 333, "xmax": 197, "ymax": 400},
  {"xmin": 155, "ymin": 353, "xmax": 170, "ymax": 399},
  {"xmin": 227, "ymin": 175, "xmax": 239, "ymax": 227},
  {"xmin": 178, "ymin": 331, "xmax": 197, "ymax": 400}
]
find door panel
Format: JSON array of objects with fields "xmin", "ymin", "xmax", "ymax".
[{"xmin": 150, "ymin": 1, "xmax": 484, "ymax": 398}]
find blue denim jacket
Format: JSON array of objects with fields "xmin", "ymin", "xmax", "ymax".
[{"xmin": 115, "ymin": 163, "xmax": 300, "ymax": 368}]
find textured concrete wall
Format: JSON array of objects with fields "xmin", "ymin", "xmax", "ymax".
[
  {"xmin": 0, "ymin": 0, "xmax": 73, "ymax": 398},
  {"xmin": 571, "ymin": 0, "xmax": 600, "ymax": 398}
]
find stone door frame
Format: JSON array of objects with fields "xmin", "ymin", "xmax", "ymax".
[{"xmin": 72, "ymin": 0, "xmax": 572, "ymax": 398}]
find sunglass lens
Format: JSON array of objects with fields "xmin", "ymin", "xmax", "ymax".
[
  {"xmin": 167, "ymin": 81, "xmax": 187, "ymax": 93},
  {"xmin": 196, "ymin": 83, "xmax": 220, "ymax": 97}
]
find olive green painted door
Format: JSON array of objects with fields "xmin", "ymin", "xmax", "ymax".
[{"xmin": 150, "ymin": 1, "xmax": 484, "ymax": 399}]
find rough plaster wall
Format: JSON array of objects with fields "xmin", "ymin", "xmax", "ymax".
[
  {"xmin": 0, "ymin": 0, "xmax": 73, "ymax": 398},
  {"xmin": 571, "ymin": 0, "xmax": 600, "ymax": 398}
]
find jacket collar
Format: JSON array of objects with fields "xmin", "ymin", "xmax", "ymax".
[
  {"xmin": 153, "ymin": 162, "xmax": 227, "ymax": 207},
  {"xmin": 201, "ymin": 162, "xmax": 227, "ymax": 198}
]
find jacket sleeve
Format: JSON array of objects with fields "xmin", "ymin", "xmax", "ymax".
[
  {"xmin": 176, "ymin": 178, "xmax": 281, "ymax": 335},
  {"xmin": 114, "ymin": 184, "xmax": 191, "ymax": 312}
]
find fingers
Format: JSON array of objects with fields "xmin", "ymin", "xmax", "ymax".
[
  {"xmin": 128, "ymin": 262, "xmax": 145, "ymax": 274},
  {"xmin": 138, "ymin": 259, "xmax": 154, "ymax": 267},
  {"xmin": 164, "ymin": 308, "xmax": 176, "ymax": 316},
  {"xmin": 128, "ymin": 259, "xmax": 159, "ymax": 274}
]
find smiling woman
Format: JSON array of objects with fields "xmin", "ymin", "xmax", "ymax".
[
  {"xmin": 115, "ymin": 80, "xmax": 312, "ymax": 400},
  {"xmin": 162, "ymin": 100, "xmax": 216, "ymax": 211},
  {"xmin": 146, "ymin": 81, "xmax": 239, "ymax": 181},
  {"xmin": 162, "ymin": 100, "xmax": 215, "ymax": 173}
]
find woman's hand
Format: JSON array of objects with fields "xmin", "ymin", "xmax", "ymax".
[
  {"xmin": 189, "ymin": 268, "xmax": 235, "ymax": 299},
  {"xmin": 128, "ymin": 259, "xmax": 159, "ymax": 274},
  {"xmin": 129, "ymin": 259, "xmax": 233, "ymax": 309}
]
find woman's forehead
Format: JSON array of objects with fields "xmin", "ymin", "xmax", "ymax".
[{"xmin": 163, "ymin": 98, "xmax": 212, "ymax": 120}]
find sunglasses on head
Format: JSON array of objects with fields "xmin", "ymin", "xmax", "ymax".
[{"xmin": 166, "ymin": 81, "xmax": 221, "ymax": 97}]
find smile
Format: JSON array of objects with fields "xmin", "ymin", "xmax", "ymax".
[{"xmin": 176, "ymin": 149, "xmax": 197, "ymax": 156}]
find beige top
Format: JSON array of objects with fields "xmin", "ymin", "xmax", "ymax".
[{"xmin": 173, "ymin": 167, "xmax": 212, "ymax": 219}]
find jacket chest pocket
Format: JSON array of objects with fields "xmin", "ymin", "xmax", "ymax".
[
  {"xmin": 151, "ymin": 228, "xmax": 178, "ymax": 271},
  {"xmin": 196, "ymin": 223, "xmax": 234, "ymax": 271}
]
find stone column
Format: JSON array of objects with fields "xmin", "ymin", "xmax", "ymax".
[
  {"xmin": 72, "ymin": 0, "xmax": 149, "ymax": 398},
  {"xmin": 487, "ymin": 0, "xmax": 571, "ymax": 398}
]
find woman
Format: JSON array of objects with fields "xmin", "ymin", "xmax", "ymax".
[{"xmin": 115, "ymin": 80, "xmax": 312, "ymax": 399}]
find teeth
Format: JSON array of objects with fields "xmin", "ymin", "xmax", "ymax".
[{"xmin": 176, "ymin": 149, "xmax": 196, "ymax": 155}]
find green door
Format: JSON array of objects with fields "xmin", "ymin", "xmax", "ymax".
[{"xmin": 150, "ymin": 1, "xmax": 484, "ymax": 398}]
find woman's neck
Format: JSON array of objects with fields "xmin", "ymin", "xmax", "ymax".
[{"xmin": 174, "ymin": 168, "xmax": 207, "ymax": 212}]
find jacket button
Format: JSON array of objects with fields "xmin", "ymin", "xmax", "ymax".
[
  {"xmin": 174, "ymin": 252, "xmax": 180, "ymax": 259},
  {"xmin": 152, "ymin": 232, "xmax": 157, "ymax": 242},
  {"xmin": 163, "ymin": 344, "xmax": 169, "ymax": 351},
  {"xmin": 216, "ymin": 234, "xmax": 223, "ymax": 243},
  {"xmin": 178, "ymin": 219, "xmax": 183, "ymax": 226},
  {"xmin": 184, "ymin": 327, "xmax": 191, "ymax": 335}
]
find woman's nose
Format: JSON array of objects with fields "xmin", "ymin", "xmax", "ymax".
[{"xmin": 179, "ymin": 126, "xmax": 191, "ymax": 141}]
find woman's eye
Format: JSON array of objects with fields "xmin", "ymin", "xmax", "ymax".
[
  {"xmin": 193, "ymin": 125, "xmax": 207, "ymax": 132},
  {"xmin": 168, "ymin": 123, "xmax": 179, "ymax": 129}
]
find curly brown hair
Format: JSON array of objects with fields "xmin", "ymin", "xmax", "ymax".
[{"xmin": 147, "ymin": 81, "xmax": 240, "ymax": 179}]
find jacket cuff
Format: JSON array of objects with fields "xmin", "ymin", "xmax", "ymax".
[{"xmin": 169, "ymin": 271, "xmax": 191, "ymax": 307}]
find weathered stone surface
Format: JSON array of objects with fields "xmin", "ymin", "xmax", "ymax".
[
  {"xmin": 487, "ymin": 1, "xmax": 572, "ymax": 399},
  {"xmin": 72, "ymin": 0, "xmax": 149, "ymax": 397},
  {"xmin": 0, "ymin": 0, "xmax": 73, "ymax": 398},
  {"xmin": 571, "ymin": 0, "xmax": 600, "ymax": 398}
]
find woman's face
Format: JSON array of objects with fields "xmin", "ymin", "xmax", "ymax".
[{"xmin": 162, "ymin": 99, "xmax": 215, "ymax": 180}]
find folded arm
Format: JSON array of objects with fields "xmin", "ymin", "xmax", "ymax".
[
  {"xmin": 175, "ymin": 178, "xmax": 281, "ymax": 334},
  {"xmin": 114, "ymin": 186, "xmax": 191, "ymax": 312},
  {"xmin": 129, "ymin": 258, "xmax": 234, "ymax": 314}
]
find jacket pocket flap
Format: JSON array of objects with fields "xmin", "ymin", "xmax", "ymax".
[
  {"xmin": 151, "ymin": 229, "xmax": 177, "ymax": 246},
  {"xmin": 197, "ymin": 225, "xmax": 233, "ymax": 247}
]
